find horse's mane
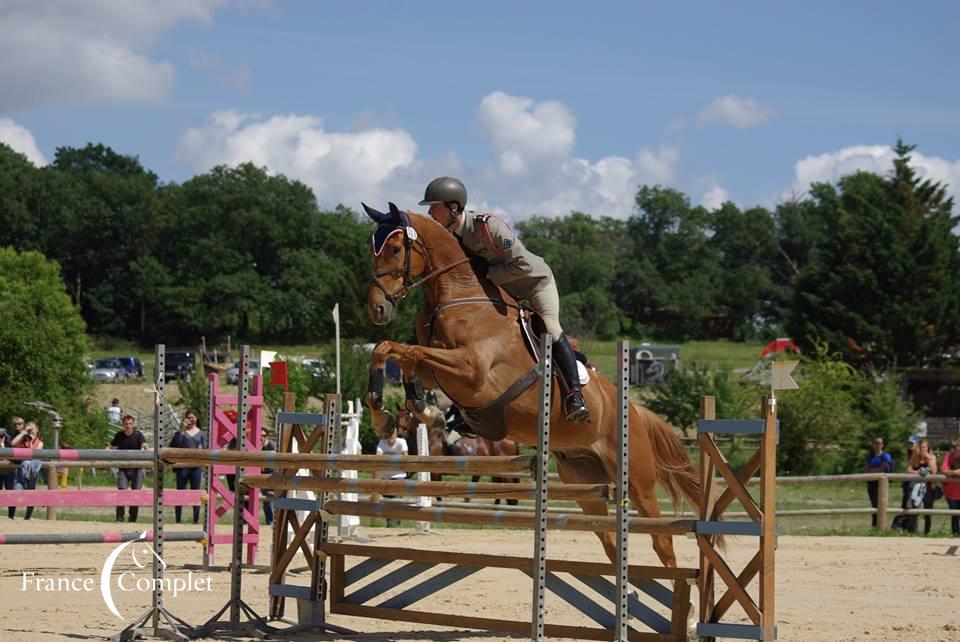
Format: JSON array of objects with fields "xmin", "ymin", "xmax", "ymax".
[{"xmin": 405, "ymin": 211, "xmax": 489, "ymax": 297}]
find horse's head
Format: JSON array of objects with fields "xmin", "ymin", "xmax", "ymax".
[{"xmin": 363, "ymin": 202, "xmax": 428, "ymax": 325}]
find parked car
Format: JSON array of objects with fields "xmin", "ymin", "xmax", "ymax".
[
  {"xmin": 164, "ymin": 351, "xmax": 196, "ymax": 382},
  {"xmin": 91, "ymin": 358, "xmax": 127, "ymax": 383},
  {"xmin": 116, "ymin": 356, "xmax": 145, "ymax": 379},
  {"xmin": 226, "ymin": 360, "xmax": 260, "ymax": 384},
  {"xmin": 301, "ymin": 358, "xmax": 328, "ymax": 379}
]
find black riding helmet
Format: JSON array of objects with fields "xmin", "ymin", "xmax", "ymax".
[{"xmin": 419, "ymin": 176, "xmax": 467, "ymax": 211}]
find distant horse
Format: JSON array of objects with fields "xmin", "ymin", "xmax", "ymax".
[
  {"xmin": 363, "ymin": 203, "xmax": 704, "ymax": 567},
  {"xmin": 395, "ymin": 408, "xmax": 521, "ymax": 506}
]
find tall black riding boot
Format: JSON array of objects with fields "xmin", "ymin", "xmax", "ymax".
[{"xmin": 552, "ymin": 334, "xmax": 590, "ymax": 422}]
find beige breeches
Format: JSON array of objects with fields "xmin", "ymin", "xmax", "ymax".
[{"xmin": 527, "ymin": 281, "xmax": 563, "ymax": 341}]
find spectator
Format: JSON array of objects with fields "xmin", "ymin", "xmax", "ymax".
[
  {"xmin": 56, "ymin": 440, "xmax": 71, "ymax": 489},
  {"xmin": 376, "ymin": 426, "xmax": 408, "ymax": 527},
  {"xmin": 1, "ymin": 417, "xmax": 23, "ymax": 517},
  {"xmin": 260, "ymin": 428, "xmax": 277, "ymax": 526},
  {"xmin": 106, "ymin": 399, "xmax": 122, "ymax": 425},
  {"xmin": 906, "ymin": 438, "xmax": 938, "ymax": 535},
  {"xmin": 169, "ymin": 409, "xmax": 205, "ymax": 524},
  {"xmin": 11, "ymin": 421, "xmax": 43, "ymax": 520},
  {"xmin": 941, "ymin": 437, "xmax": 960, "ymax": 537},
  {"xmin": 106, "ymin": 414, "xmax": 150, "ymax": 523},
  {"xmin": 864, "ymin": 436, "xmax": 894, "ymax": 528}
]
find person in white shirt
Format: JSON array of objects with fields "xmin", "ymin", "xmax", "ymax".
[
  {"xmin": 375, "ymin": 427, "xmax": 409, "ymax": 479},
  {"xmin": 106, "ymin": 399, "xmax": 122, "ymax": 425},
  {"xmin": 375, "ymin": 427, "xmax": 408, "ymax": 527}
]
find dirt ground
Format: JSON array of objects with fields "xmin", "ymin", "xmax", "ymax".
[{"xmin": 0, "ymin": 519, "xmax": 958, "ymax": 642}]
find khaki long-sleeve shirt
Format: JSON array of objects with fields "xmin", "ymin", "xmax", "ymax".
[{"xmin": 452, "ymin": 210, "xmax": 556, "ymax": 300}]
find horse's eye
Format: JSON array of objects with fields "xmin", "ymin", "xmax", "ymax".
[{"xmin": 392, "ymin": 245, "xmax": 402, "ymax": 255}]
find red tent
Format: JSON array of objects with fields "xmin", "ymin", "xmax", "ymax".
[{"xmin": 760, "ymin": 338, "xmax": 800, "ymax": 359}]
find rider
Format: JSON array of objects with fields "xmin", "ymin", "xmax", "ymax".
[{"xmin": 419, "ymin": 176, "xmax": 590, "ymax": 422}]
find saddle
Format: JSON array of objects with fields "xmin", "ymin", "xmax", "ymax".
[
  {"xmin": 518, "ymin": 305, "xmax": 589, "ymax": 368},
  {"xmin": 456, "ymin": 306, "xmax": 589, "ymax": 440}
]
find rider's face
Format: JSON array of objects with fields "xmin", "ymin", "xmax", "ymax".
[{"xmin": 428, "ymin": 202, "xmax": 454, "ymax": 227}]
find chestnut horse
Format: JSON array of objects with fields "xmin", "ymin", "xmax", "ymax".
[{"xmin": 363, "ymin": 203, "xmax": 702, "ymax": 567}]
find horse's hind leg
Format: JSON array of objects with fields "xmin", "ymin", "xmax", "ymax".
[{"xmin": 553, "ymin": 451, "xmax": 618, "ymax": 564}]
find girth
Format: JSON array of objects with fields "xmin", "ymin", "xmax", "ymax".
[{"xmin": 458, "ymin": 363, "xmax": 542, "ymax": 441}]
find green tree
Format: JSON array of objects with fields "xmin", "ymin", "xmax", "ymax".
[
  {"xmin": 788, "ymin": 141, "xmax": 960, "ymax": 368},
  {"xmin": 708, "ymin": 203, "xmax": 778, "ymax": 339},
  {"xmin": 645, "ymin": 363, "xmax": 760, "ymax": 437},
  {"xmin": 519, "ymin": 213, "xmax": 627, "ymax": 339},
  {"xmin": 776, "ymin": 346, "xmax": 917, "ymax": 475},
  {"xmin": 0, "ymin": 248, "xmax": 107, "ymax": 447},
  {"xmin": 617, "ymin": 186, "xmax": 722, "ymax": 339}
]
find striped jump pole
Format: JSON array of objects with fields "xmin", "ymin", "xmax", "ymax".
[
  {"xmin": 3, "ymin": 449, "xmax": 538, "ymax": 476},
  {"xmin": 320, "ymin": 500, "xmax": 696, "ymax": 536},
  {"xmin": 0, "ymin": 489, "xmax": 204, "ymax": 508},
  {"xmin": 241, "ymin": 474, "xmax": 610, "ymax": 501},
  {"xmin": 0, "ymin": 448, "xmax": 154, "ymax": 461},
  {"xmin": 161, "ymin": 449, "xmax": 535, "ymax": 475},
  {"xmin": 0, "ymin": 531, "xmax": 205, "ymax": 545}
]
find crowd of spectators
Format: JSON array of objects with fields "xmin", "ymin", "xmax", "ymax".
[
  {"xmin": 868, "ymin": 434, "xmax": 960, "ymax": 536},
  {"xmin": 3, "ymin": 404, "xmax": 278, "ymax": 526}
]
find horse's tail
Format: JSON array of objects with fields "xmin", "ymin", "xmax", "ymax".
[
  {"xmin": 640, "ymin": 406, "xmax": 701, "ymax": 512},
  {"xmin": 638, "ymin": 405, "xmax": 725, "ymax": 549}
]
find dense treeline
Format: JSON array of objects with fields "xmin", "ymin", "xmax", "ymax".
[{"xmin": 1, "ymin": 139, "xmax": 957, "ymax": 369}]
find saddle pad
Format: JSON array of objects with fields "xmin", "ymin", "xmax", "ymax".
[{"xmin": 577, "ymin": 361, "xmax": 591, "ymax": 386}]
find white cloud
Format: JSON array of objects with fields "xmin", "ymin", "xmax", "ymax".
[
  {"xmin": 0, "ymin": 0, "xmax": 226, "ymax": 109},
  {"xmin": 475, "ymin": 91, "xmax": 575, "ymax": 176},
  {"xmin": 700, "ymin": 184, "xmax": 730, "ymax": 210},
  {"xmin": 176, "ymin": 92, "xmax": 684, "ymax": 222},
  {"xmin": 177, "ymin": 110, "xmax": 425, "ymax": 208},
  {"xmin": 471, "ymin": 91, "xmax": 680, "ymax": 219},
  {"xmin": 789, "ymin": 145, "xmax": 960, "ymax": 205},
  {"xmin": 0, "ymin": 118, "xmax": 47, "ymax": 165},
  {"xmin": 697, "ymin": 94, "xmax": 775, "ymax": 129}
]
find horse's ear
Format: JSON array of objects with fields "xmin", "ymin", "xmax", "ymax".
[
  {"xmin": 362, "ymin": 202, "xmax": 389, "ymax": 223},
  {"xmin": 388, "ymin": 202, "xmax": 410, "ymax": 227}
]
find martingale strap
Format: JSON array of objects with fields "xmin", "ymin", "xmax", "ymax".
[{"xmin": 458, "ymin": 364, "xmax": 542, "ymax": 441}]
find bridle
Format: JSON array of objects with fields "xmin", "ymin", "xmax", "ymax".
[{"xmin": 370, "ymin": 226, "xmax": 471, "ymax": 306}]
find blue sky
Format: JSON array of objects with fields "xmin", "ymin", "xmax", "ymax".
[{"xmin": 1, "ymin": 1, "xmax": 958, "ymax": 222}]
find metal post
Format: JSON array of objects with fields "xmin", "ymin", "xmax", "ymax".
[
  {"xmin": 531, "ymin": 334, "xmax": 551, "ymax": 642},
  {"xmin": 615, "ymin": 340, "xmax": 630, "ymax": 641},
  {"xmin": 111, "ymin": 344, "xmax": 195, "ymax": 641},
  {"xmin": 153, "ymin": 346, "xmax": 166, "ymax": 630},
  {"xmin": 229, "ymin": 345, "xmax": 249, "ymax": 623}
]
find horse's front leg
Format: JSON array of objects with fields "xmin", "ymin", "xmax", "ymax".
[{"xmin": 365, "ymin": 340, "xmax": 478, "ymax": 431}]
